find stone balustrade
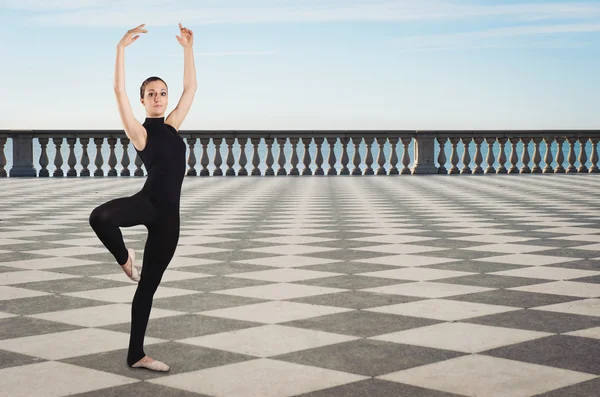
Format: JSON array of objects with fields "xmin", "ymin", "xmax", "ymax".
[{"xmin": 0, "ymin": 130, "xmax": 598, "ymax": 177}]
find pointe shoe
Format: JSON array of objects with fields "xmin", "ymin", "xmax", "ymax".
[
  {"xmin": 132, "ymin": 357, "xmax": 170, "ymax": 372},
  {"xmin": 126, "ymin": 248, "xmax": 140, "ymax": 282}
]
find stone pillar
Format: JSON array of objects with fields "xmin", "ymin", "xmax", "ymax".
[
  {"xmin": 9, "ymin": 131, "xmax": 37, "ymax": 177},
  {"xmin": 412, "ymin": 133, "xmax": 437, "ymax": 174}
]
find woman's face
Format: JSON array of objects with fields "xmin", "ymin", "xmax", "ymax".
[{"xmin": 141, "ymin": 80, "xmax": 168, "ymax": 116}]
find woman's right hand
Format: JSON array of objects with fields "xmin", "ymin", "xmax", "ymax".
[{"xmin": 118, "ymin": 23, "xmax": 147, "ymax": 49}]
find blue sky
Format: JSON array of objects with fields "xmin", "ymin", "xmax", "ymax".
[{"xmin": 1, "ymin": 0, "xmax": 599, "ymax": 130}]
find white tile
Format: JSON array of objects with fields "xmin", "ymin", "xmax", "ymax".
[
  {"xmin": 244, "ymin": 244, "xmax": 339, "ymax": 256},
  {"xmin": 255, "ymin": 228, "xmax": 334, "ymax": 236},
  {"xmin": 452, "ymin": 235, "xmax": 535, "ymax": 244},
  {"xmin": 0, "ymin": 257, "xmax": 101, "ymax": 270},
  {"xmin": 0, "ymin": 328, "xmax": 165, "ymax": 360},
  {"xmin": 359, "ymin": 268, "xmax": 474, "ymax": 281},
  {"xmin": 178, "ymin": 236, "xmax": 237, "ymax": 245},
  {"xmin": 0, "ymin": 270, "xmax": 80, "ymax": 285},
  {"xmin": 449, "ymin": 227, "xmax": 517, "ymax": 235},
  {"xmin": 93, "ymin": 270, "xmax": 213, "ymax": 283},
  {"xmin": 174, "ymin": 245, "xmax": 231, "ymax": 256},
  {"xmin": 29, "ymin": 303, "xmax": 186, "ymax": 327},
  {"xmin": 0, "ymin": 286, "xmax": 51, "ymax": 301},
  {"xmin": 378, "ymin": 355, "xmax": 596, "ymax": 397},
  {"xmin": 0, "ymin": 238, "xmax": 37, "ymax": 246},
  {"xmin": 180, "ymin": 324, "xmax": 358, "ymax": 357},
  {"xmin": 234, "ymin": 256, "xmax": 342, "ymax": 268},
  {"xmin": 552, "ymin": 235, "xmax": 600, "ymax": 243},
  {"xmin": 150, "ymin": 358, "xmax": 367, "ymax": 397},
  {"xmin": 352, "ymin": 244, "xmax": 446, "ymax": 255},
  {"xmin": 64, "ymin": 285, "xmax": 199, "ymax": 303},
  {"xmin": 571, "ymin": 243, "xmax": 600, "ymax": 251},
  {"xmin": 350, "ymin": 235, "xmax": 439, "ymax": 244},
  {"xmin": 362, "ymin": 282, "xmax": 493, "ymax": 298},
  {"xmin": 198, "ymin": 300, "xmax": 352, "ymax": 323},
  {"xmin": 23, "ymin": 246, "xmax": 110, "ymax": 256},
  {"xmin": 0, "ymin": 312, "xmax": 17, "ymax": 319},
  {"xmin": 352, "ymin": 228, "xmax": 429, "ymax": 235},
  {"xmin": 0, "ymin": 230, "xmax": 56, "ymax": 238},
  {"xmin": 168, "ymin": 256, "xmax": 223, "ymax": 268},
  {"xmin": 371, "ymin": 322, "xmax": 551, "ymax": 353},
  {"xmin": 356, "ymin": 255, "xmax": 460, "ymax": 267},
  {"xmin": 0, "ymin": 361, "xmax": 137, "ymax": 397},
  {"xmin": 475, "ymin": 254, "xmax": 581, "ymax": 266},
  {"xmin": 564, "ymin": 326, "xmax": 600, "ymax": 340},
  {"xmin": 249, "ymin": 236, "xmax": 337, "ymax": 245},
  {"xmin": 534, "ymin": 226, "xmax": 600, "ymax": 235},
  {"xmin": 463, "ymin": 244, "xmax": 553, "ymax": 254},
  {"xmin": 509, "ymin": 281, "xmax": 600, "ymax": 298},
  {"xmin": 533, "ymin": 298, "xmax": 600, "ymax": 317},
  {"xmin": 216, "ymin": 282, "xmax": 347, "ymax": 300},
  {"xmin": 366, "ymin": 299, "xmax": 518, "ymax": 321},
  {"xmin": 491, "ymin": 266, "xmax": 600, "ymax": 280},
  {"xmin": 228, "ymin": 268, "xmax": 341, "ymax": 282}
]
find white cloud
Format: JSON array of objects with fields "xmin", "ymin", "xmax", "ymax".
[
  {"xmin": 394, "ymin": 23, "xmax": 600, "ymax": 50},
  {"xmin": 9, "ymin": 1, "xmax": 600, "ymax": 26}
]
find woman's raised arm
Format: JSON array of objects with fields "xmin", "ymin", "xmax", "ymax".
[
  {"xmin": 114, "ymin": 24, "xmax": 148, "ymax": 150},
  {"xmin": 166, "ymin": 23, "xmax": 197, "ymax": 131}
]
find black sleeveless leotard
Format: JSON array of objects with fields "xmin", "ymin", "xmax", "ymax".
[{"xmin": 136, "ymin": 117, "xmax": 186, "ymax": 204}]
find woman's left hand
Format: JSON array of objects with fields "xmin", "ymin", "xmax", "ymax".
[{"xmin": 176, "ymin": 22, "xmax": 193, "ymax": 48}]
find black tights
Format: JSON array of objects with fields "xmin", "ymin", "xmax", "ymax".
[{"xmin": 89, "ymin": 191, "xmax": 180, "ymax": 366}]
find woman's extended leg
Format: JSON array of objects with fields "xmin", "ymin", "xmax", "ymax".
[
  {"xmin": 127, "ymin": 210, "xmax": 180, "ymax": 369},
  {"xmin": 89, "ymin": 192, "xmax": 158, "ymax": 266}
]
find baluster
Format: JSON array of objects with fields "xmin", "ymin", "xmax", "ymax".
[
  {"xmin": 340, "ymin": 137, "xmax": 350, "ymax": 175},
  {"xmin": 327, "ymin": 137, "xmax": 337, "ymax": 175},
  {"xmin": 530, "ymin": 137, "xmax": 542, "ymax": 173},
  {"xmin": 363, "ymin": 136, "xmax": 374, "ymax": 175},
  {"xmin": 93, "ymin": 137, "xmax": 104, "ymax": 176},
  {"xmin": 276, "ymin": 137, "xmax": 287, "ymax": 176},
  {"xmin": 186, "ymin": 137, "xmax": 197, "ymax": 176},
  {"xmin": 484, "ymin": 137, "xmax": 496, "ymax": 174},
  {"xmin": 134, "ymin": 153, "xmax": 144, "ymax": 176},
  {"xmin": 437, "ymin": 137, "xmax": 447, "ymax": 174},
  {"xmin": 289, "ymin": 137, "xmax": 299, "ymax": 176},
  {"xmin": 400, "ymin": 137, "xmax": 411, "ymax": 175},
  {"xmin": 66, "ymin": 137, "xmax": 77, "ymax": 177},
  {"xmin": 52, "ymin": 137, "xmax": 64, "ymax": 177},
  {"xmin": 448, "ymin": 137, "xmax": 459, "ymax": 174},
  {"xmin": 79, "ymin": 138, "xmax": 90, "ymax": 177},
  {"xmin": 388, "ymin": 137, "xmax": 399, "ymax": 175},
  {"xmin": 508, "ymin": 137, "xmax": 519, "ymax": 174},
  {"xmin": 496, "ymin": 137, "xmax": 507, "ymax": 174},
  {"xmin": 0, "ymin": 137, "xmax": 6, "ymax": 177},
  {"xmin": 200, "ymin": 137, "xmax": 210, "ymax": 176},
  {"xmin": 107, "ymin": 137, "xmax": 118, "ymax": 177},
  {"xmin": 553, "ymin": 137, "xmax": 565, "ymax": 173},
  {"xmin": 529, "ymin": 137, "xmax": 542, "ymax": 173},
  {"xmin": 264, "ymin": 137, "xmax": 275, "ymax": 176},
  {"xmin": 213, "ymin": 137, "xmax": 223, "ymax": 176},
  {"xmin": 225, "ymin": 137, "xmax": 236, "ymax": 176},
  {"xmin": 302, "ymin": 137, "xmax": 312, "ymax": 175},
  {"xmin": 39, "ymin": 137, "xmax": 50, "ymax": 177},
  {"xmin": 578, "ymin": 137, "xmax": 589, "ymax": 173},
  {"xmin": 314, "ymin": 137, "xmax": 324, "ymax": 175},
  {"xmin": 238, "ymin": 137, "xmax": 248, "ymax": 176},
  {"xmin": 472, "ymin": 137, "xmax": 483, "ymax": 174},
  {"xmin": 566, "ymin": 137, "xmax": 577, "ymax": 173},
  {"xmin": 542, "ymin": 137, "xmax": 554, "ymax": 173},
  {"xmin": 351, "ymin": 137, "xmax": 362, "ymax": 175},
  {"xmin": 589, "ymin": 137, "xmax": 599, "ymax": 173},
  {"xmin": 120, "ymin": 138, "xmax": 131, "ymax": 176},
  {"xmin": 519, "ymin": 137, "xmax": 532, "ymax": 173},
  {"xmin": 376, "ymin": 137, "xmax": 387, "ymax": 175},
  {"xmin": 460, "ymin": 137, "xmax": 472, "ymax": 174},
  {"xmin": 251, "ymin": 137, "xmax": 261, "ymax": 176}
]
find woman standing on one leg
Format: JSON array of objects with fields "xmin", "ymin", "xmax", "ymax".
[{"xmin": 89, "ymin": 22, "xmax": 197, "ymax": 372}]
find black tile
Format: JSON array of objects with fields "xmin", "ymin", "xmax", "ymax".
[
  {"xmin": 161, "ymin": 276, "xmax": 273, "ymax": 292},
  {"xmin": 281, "ymin": 310, "xmax": 441, "ymax": 337},
  {"xmin": 14, "ymin": 277, "xmax": 129, "ymax": 294},
  {"xmin": 288, "ymin": 291, "xmax": 424, "ymax": 309},
  {"xmin": 464, "ymin": 308, "xmax": 600, "ymax": 333},
  {"xmin": 295, "ymin": 378, "xmax": 464, "ymax": 397},
  {"xmin": 180, "ymin": 262, "xmax": 277, "ymax": 275},
  {"xmin": 293, "ymin": 275, "xmax": 409, "ymax": 290},
  {"xmin": 0, "ymin": 349, "xmax": 46, "ymax": 370},
  {"xmin": 68, "ymin": 382, "xmax": 209, "ymax": 397},
  {"xmin": 435, "ymin": 274, "xmax": 549, "ymax": 289},
  {"xmin": 0, "ymin": 316, "xmax": 82, "ymax": 340},
  {"xmin": 484, "ymin": 335, "xmax": 600, "ymax": 375},
  {"xmin": 424, "ymin": 260, "xmax": 525, "ymax": 273},
  {"xmin": 274, "ymin": 339, "xmax": 464, "ymax": 377},
  {"xmin": 0, "ymin": 295, "xmax": 107, "ymax": 315},
  {"xmin": 533, "ymin": 378, "xmax": 600, "ymax": 397},
  {"xmin": 447, "ymin": 289, "xmax": 581, "ymax": 308}
]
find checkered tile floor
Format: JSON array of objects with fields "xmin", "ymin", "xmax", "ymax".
[{"xmin": 1, "ymin": 175, "xmax": 600, "ymax": 397}]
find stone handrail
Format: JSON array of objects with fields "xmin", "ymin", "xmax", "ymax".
[{"xmin": 0, "ymin": 129, "xmax": 598, "ymax": 177}]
